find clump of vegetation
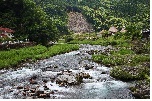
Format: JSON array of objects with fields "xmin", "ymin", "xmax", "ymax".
[
  {"xmin": 0, "ymin": 44, "xmax": 79, "ymax": 69},
  {"xmin": 110, "ymin": 64, "xmax": 150, "ymax": 81},
  {"xmin": 64, "ymin": 35, "xmax": 74, "ymax": 43},
  {"xmin": 131, "ymin": 39, "xmax": 150, "ymax": 54}
]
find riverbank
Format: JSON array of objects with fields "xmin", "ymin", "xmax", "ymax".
[
  {"xmin": 63, "ymin": 33, "xmax": 150, "ymax": 99},
  {"xmin": 0, "ymin": 44, "xmax": 79, "ymax": 69}
]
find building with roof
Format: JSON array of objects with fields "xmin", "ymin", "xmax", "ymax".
[
  {"xmin": 108, "ymin": 26, "xmax": 118, "ymax": 35},
  {"xmin": 0, "ymin": 27, "xmax": 14, "ymax": 38}
]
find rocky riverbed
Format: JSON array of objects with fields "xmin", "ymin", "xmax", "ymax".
[{"xmin": 0, "ymin": 44, "xmax": 135, "ymax": 99}]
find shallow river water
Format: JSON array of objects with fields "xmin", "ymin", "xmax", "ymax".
[{"xmin": 0, "ymin": 44, "xmax": 134, "ymax": 99}]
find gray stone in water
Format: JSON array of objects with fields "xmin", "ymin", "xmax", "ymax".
[
  {"xmin": 56, "ymin": 74, "xmax": 77, "ymax": 85},
  {"xmin": 84, "ymin": 64, "xmax": 94, "ymax": 70},
  {"xmin": 30, "ymin": 80, "xmax": 38, "ymax": 84},
  {"xmin": 62, "ymin": 63, "xmax": 69, "ymax": 67},
  {"xmin": 36, "ymin": 90, "xmax": 44, "ymax": 96},
  {"xmin": 26, "ymin": 97, "xmax": 33, "ymax": 99},
  {"xmin": 30, "ymin": 88, "xmax": 36, "ymax": 93},
  {"xmin": 28, "ymin": 93, "xmax": 36, "ymax": 96},
  {"xmin": 42, "ymin": 79, "xmax": 48, "ymax": 83},
  {"xmin": 17, "ymin": 86, "xmax": 23, "ymax": 89}
]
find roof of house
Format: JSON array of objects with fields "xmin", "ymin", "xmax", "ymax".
[
  {"xmin": 0, "ymin": 27, "xmax": 14, "ymax": 33},
  {"xmin": 108, "ymin": 26, "xmax": 118, "ymax": 33},
  {"xmin": 0, "ymin": 34, "xmax": 8, "ymax": 38}
]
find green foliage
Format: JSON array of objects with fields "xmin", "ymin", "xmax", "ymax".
[
  {"xmin": 92, "ymin": 54, "xmax": 127, "ymax": 66},
  {"xmin": 0, "ymin": 0, "xmax": 149, "ymax": 44},
  {"xmin": 68, "ymin": 34, "xmax": 131, "ymax": 48},
  {"xmin": 111, "ymin": 48, "xmax": 134, "ymax": 55},
  {"xmin": 64, "ymin": 35, "xmax": 74, "ymax": 43},
  {"xmin": 131, "ymin": 39, "xmax": 150, "ymax": 54},
  {"xmin": 0, "ymin": 45, "xmax": 47, "ymax": 68},
  {"xmin": 110, "ymin": 65, "xmax": 149, "ymax": 81},
  {"xmin": 38, "ymin": 44, "xmax": 79, "ymax": 59},
  {"xmin": 0, "ymin": 0, "xmax": 59, "ymax": 45}
]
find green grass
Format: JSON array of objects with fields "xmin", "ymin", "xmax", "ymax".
[
  {"xmin": 92, "ymin": 52, "xmax": 150, "ymax": 67},
  {"xmin": 92, "ymin": 48, "xmax": 150, "ymax": 81},
  {"xmin": 68, "ymin": 35, "xmax": 131, "ymax": 48},
  {"xmin": 0, "ymin": 44, "xmax": 79, "ymax": 69}
]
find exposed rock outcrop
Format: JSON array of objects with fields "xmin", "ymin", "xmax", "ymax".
[{"xmin": 67, "ymin": 12, "xmax": 94, "ymax": 33}]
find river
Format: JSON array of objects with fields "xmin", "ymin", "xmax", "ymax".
[{"xmin": 0, "ymin": 44, "xmax": 134, "ymax": 99}]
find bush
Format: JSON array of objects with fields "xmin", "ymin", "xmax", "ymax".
[
  {"xmin": 131, "ymin": 39, "xmax": 150, "ymax": 54},
  {"xmin": 64, "ymin": 35, "xmax": 74, "ymax": 42}
]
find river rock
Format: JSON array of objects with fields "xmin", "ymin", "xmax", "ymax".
[
  {"xmin": 22, "ymin": 92, "xmax": 26, "ymax": 96},
  {"xmin": 30, "ymin": 88, "xmax": 36, "ymax": 93},
  {"xmin": 36, "ymin": 91, "xmax": 51, "ymax": 98},
  {"xmin": 83, "ymin": 73, "xmax": 91, "ymax": 79},
  {"xmin": 56, "ymin": 74, "xmax": 77, "ymax": 86},
  {"xmin": 36, "ymin": 90, "xmax": 44, "ymax": 96},
  {"xmin": 83, "ymin": 64, "xmax": 94, "ymax": 70},
  {"xmin": 30, "ymin": 80, "xmax": 38, "ymax": 84},
  {"xmin": 17, "ymin": 86, "xmax": 23, "ymax": 89},
  {"xmin": 42, "ymin": 79, "xmax": 48, "ymax": 83},
  {"xmin": 101, "ymin": 71, "xmax": 107, "ymax": 74},
  {"xmin": 28, "ymin": 93, "xmax": 35, "ymax": 96},
  {"xmin": 26, "ymin": 97, "xmax": 33, "ymax": 99},
  {"xmin": 31, "ymin": 75, "xmax": 37, "ymax": 80},
  {"xmin": 43, "ymin": 85, "xmax": 49, "ymax": 90}
]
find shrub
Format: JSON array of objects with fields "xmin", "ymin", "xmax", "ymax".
[
  {"xmin": 131, "ymin": 39, "xmax": 150, "ymax": 54},
  {"xmin": 64, "ymin": 35, "xmax": 74, "ymax": 42}
]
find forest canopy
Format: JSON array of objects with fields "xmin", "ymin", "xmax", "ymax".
[{"xmin": 0, "ymin": 0, "xmax": 150, "ymax": 45}]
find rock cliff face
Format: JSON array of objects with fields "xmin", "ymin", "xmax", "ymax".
[{"xmin": 67, "ymin": 12, "xmax": 94, "ymax": 33}]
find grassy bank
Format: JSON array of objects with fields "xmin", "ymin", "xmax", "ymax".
[
  {"xmin": 0, "ymin": 44, "xmax": 79, "ymax": 69},
  {"xmin": 63, "ymin": 33, "xmax": 150, "ymax": 81},
  {"xmin": 63, "ymin": 33, "xmax": 131, "ymax": 48},
  {"xmin": 92, "ymin": 37, "xmax": 150, "ymax": 81}
]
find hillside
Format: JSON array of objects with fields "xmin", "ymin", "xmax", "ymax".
[{"xmin": 0, "ymin": 0, "xmax": 150, "ymax": 45}]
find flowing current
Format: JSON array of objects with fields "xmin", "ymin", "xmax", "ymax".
[{"xmin": 0, "ymin": 44, "xmax": 134, "ymax": 99}]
